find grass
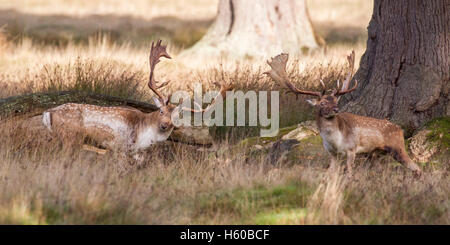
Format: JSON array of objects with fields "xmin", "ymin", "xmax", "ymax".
[
  {"xmin": 426, "ymin": 117, "xmax": 450, "ymax": 148},
  {"xmin": 194, "ymin": 181, "xmax": 313, "ymax": 224},
  {"xmin": 0, "ymin": 0, "xmax": 448, "ymax": 225},
  {"xmin": 0, "ymin": 0, "xmax": 372, "ymax": 49},
  {"xmin": 39, "ymin": 58, "xmax": 145, "ymax": 99},
  {"xmin": 0, "ymin": 0, "xmax": 215, "ymax": 50},
  {"xmin": 254, "ymin": 208, "xmax": 308, "ymax": 225},
  {"xmin": 1, "ymin": 121, "xmax": 447, "ymax": 225}
]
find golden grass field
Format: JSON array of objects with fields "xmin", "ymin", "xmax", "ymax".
[{"xmin": 0, "ymin": 0, "xmax": 449, "ymax": 224}]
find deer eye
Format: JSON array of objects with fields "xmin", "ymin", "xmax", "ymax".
[{"xmin": 160, "ymin": 110, "xmax": 163, "ymax": 115}]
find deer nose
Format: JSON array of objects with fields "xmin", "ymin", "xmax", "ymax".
[
  {"xmin": 160, "ymin": 123, "xmax": 169, "ymax": 130},
  {"xmin": 333, "ymin": 108, "xmax": 339, "ymax": 113}
]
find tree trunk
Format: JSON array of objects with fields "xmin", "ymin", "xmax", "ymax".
[
  {"xmin": 341, "ymin": 0, "xmax": 449, "ymax": 135},
  {"xmin": 180, "ymin": 0, "xmax": 323, "ymax": 59}
]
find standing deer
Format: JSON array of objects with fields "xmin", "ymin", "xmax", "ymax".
[
  {"xmin": 264, "ymin": 51, "xmax": 422, "ymax": 177},
  {"xmin": 42, "ymin": 40, "xmax": 233, "ymax": 152}
]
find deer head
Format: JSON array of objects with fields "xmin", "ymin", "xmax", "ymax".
[
  {"xmin": 147, "ymin": 40, "xmax": 179, "ymax": 132},
  {"xmin": 147, "ymin": 40, "xmax": 234, "ymax": 130},
  {"xmin": 265, "ymin": 51, "xmax": 357, "ymax": 119}
]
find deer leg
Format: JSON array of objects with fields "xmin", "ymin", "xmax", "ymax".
[
  {"xmin": 392, "ymin": 147, "xmax": 422, "ymax": 177},
  {"xmin": 345, "ymin": 150, "xmax": 356, "ymax": 176},
  {"xmin": 328, "ymin": 152, "xmax": 338, "ymax": 172}
]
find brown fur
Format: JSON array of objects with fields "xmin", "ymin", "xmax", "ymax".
[
  {"xmin": 264, "ymin": 52, "xmax": 422, "ymax": 177},
  {"xmin": 44, "ymin": 103, "xmax": 176, "ymax": 151},
  {"xmin": 41, "ymin": 40, "xmax": 187, "ymax": 153},
  {"xmin": 264, "ymin": 51, "xmax": 421, "ymax": 175},
  {"xmin": 313, "ymin": 97, "xmax": 422, "ymax": 176}
]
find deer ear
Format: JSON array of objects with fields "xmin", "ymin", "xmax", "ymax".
[
  {"xmin": 306, "ymin": 99, "xmax": 319, "ymax": 106},
  {"xmin": 152, "ymin": 97, "xmax": 163, "ymax": 108}
]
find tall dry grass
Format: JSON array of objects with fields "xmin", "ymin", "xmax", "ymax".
[
  {"xmin": 0, "ymin": 25, "xmax": 7, "ymax": 53},
  {"xmin": 1, "ymin": 116, "xmax": 448, "ymax": 224},
  {"xmin": 1, "ymin": 50, "xmax": 448, "ymax": 224},
  {"xmin": 306, "ymin": 169, "xmax": 347, "ymax": 224},
  {"xmin": 0, "ymin": 0, "xmax": 448, "ymax": 225}
]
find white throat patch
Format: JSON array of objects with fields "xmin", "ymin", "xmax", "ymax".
[{"xmin": 134, "ymin": 126, "xmax": 172, "ymax": 150}]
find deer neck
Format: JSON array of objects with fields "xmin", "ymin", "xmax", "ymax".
[
  {"xmin": 316, "ymin": 112, "xmax": 355, "ymax": 153},
  {"xmin": 133, "ymin": 111, "xmax": 172, "ymax": 150},
  {"xmin": 316, "ymin": 113, "xmax": 340, "ymax": 133}
]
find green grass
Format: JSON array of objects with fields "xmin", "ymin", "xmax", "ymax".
[
  {"xmin": 253, "ymin": 208, "xmax": 308, "ymax": 224},
  {"xmin": 426, "ymin": 117, "xmax": 450, "ymax": 148},
  {"xmin": 194, "ymin": 181, "xmax": 315, "ymax": 224}
]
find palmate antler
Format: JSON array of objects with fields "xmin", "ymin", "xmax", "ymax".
[
  {"xmin": 182, "ymin": 81, "xmax": 234, "ymax": 113},
  {"xmin": 148, "ymin": 40, "xmax": 172, "ymax": 105},
  {"xmin": 264, "ymin": 53, "xmax": 322, "ymax": 97},
  {"xmin": 334, "ymin": 50, "xmax": 358, "ymax": 96},
  {"xmin": 265, "ymin": 51, "xmax": 358, "ymax": 99}
]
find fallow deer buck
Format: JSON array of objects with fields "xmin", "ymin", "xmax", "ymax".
[
  {"xmin": 265, "ymin": 51, "xmax": 422, "ymax": 177},
  {"xmin": 42, "ymin": 40, "xmax": 233, "ymax": 152}
]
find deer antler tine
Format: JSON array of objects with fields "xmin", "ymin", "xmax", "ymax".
[
  {"xmin": 265, "ymin": 53, "xmax": 322, "ymax": 98},
  {"xmin": 182, "ymin": 80, "xmax": 234, "ymax": 113},
  {"xmin": 320, "ymin": 79, "xmax": 326, "ymax": 90},
  {"xmin": 335, "ymin": 50, "xmax": 358, "ymax": 96},
  {"xmin": 341, "ymin": 50, "xmax": 355, "ymax": 91},
  {"xmin": 164, "ymin": 93, "xmax": 172, "ymax": 105},
  {"xmin": 156, "ymin": 80, "xmax": 171, "ymax": 89},
  {"xmin": 148, "ymin": 40, "xmax": 171, "ymax": 105},
  {"xmin": 337, "ymin": 79, "xmax": 358, "ymax": 95}
]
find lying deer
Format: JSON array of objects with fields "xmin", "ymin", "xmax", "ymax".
[
  {"xmin": 265, "ymin": 51, "xmax": 422, "ymax": 177},
  {"xmin": 42, "ymin": 40, "xmax": 233, "ymax": 152}
]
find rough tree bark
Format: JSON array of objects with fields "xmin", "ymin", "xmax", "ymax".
[
  {"xmin": 341, "ymin": 0, "xmax": 449, "ymax": 135},
  {"xmin": 180, "ymin": 0, "xmax": 324, "ymax": 59}
]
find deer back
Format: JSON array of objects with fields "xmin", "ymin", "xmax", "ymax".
[
  {"xmin": 43, "ymin": 103, "xmax": 161, "ymax": 148},
  {"xmin": 321, "ymin": 112, "xmax": 404, "ymax": 154}
]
